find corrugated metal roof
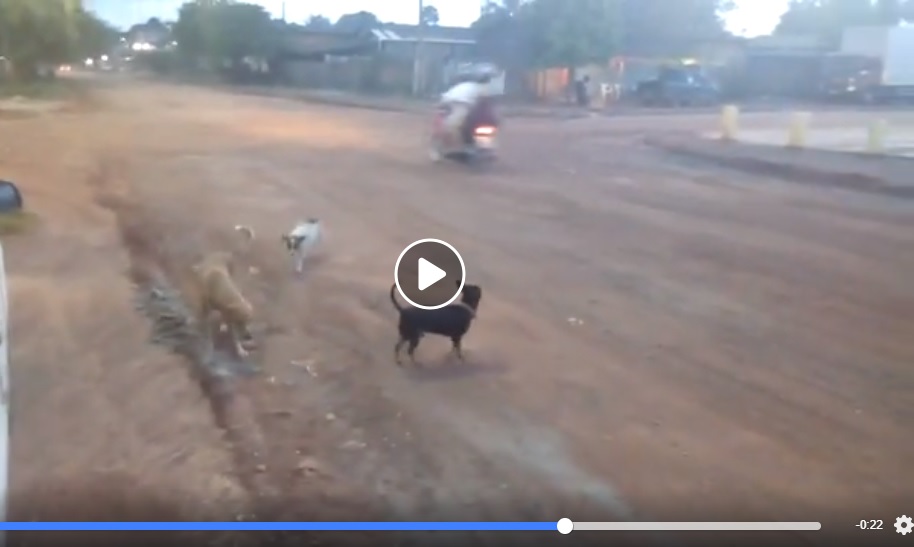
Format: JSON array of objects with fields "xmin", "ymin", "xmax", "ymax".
[
  {"xmin": 371, "ymin": 25, "xmax": 476, "ymax": 44},
  {"xmin": 371, "ymin": 29, "xmax": 402, "ymax": 41}
]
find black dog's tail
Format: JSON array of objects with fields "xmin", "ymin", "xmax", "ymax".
[{"xmin": 389, "ymin": 284, "xmax": 403, "ymax": 312}]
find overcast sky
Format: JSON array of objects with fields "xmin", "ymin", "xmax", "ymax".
[{"xmin": 84, "ymin": 0, "xmax": 789, "ymax": 37}]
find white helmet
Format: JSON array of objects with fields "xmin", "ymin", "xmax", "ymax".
[
  {"xmin": 452, "ymin": 62, "xmax": 497, "ymax": 83},
  {"xmin": 471, "ymin": 62, "xmax": 499, "ymax": 83}
]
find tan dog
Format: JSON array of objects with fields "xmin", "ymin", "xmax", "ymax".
[{"xmin": 190, "ymin": 250, "xmax": 255, "ymax": 357}]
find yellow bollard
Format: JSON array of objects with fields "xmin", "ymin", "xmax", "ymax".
[
  {"xmin": 787, "ymin": 111, "xmax": 811, "ymax": 148},
  {"xmin": 866, "ymin": 119, "xmax": 887, "ymax": 153},
  {"xmin": 720, "ymin": 104, "xmax": 739, "ymax": 141}
]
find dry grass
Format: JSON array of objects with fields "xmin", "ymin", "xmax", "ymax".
[
  {"xmin": 0, "ymin": 76, "xmax": 86, "ymax": 99},
  {"xmin": 0, "ymin": 210, "xmax": 39, "ymax": 236},
  {"xmin": 0, "ymin": 76, "xmax": 101, "ymax": 117}
]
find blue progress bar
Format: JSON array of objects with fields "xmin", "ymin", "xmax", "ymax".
[{"xmin": 0, "ymin": 522, "xmax": 557, "ymax": 531}]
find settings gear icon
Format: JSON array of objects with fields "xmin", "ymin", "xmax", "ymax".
[{"xmin": 896, "ymin": 515, "xmax": 913, "ymax": 535}]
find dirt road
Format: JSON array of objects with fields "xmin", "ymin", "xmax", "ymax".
[{"xmin": 3, "ymin": 79, "xmax": 911, "ymax": 547}]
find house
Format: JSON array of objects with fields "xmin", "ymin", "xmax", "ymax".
[
  {"xmin": 275, "ymin": 23, "xmax": 479, "ymax": 95},
  {"xmin": 369, "ymin": 24, "xmax": 476, "ymax": 63}
]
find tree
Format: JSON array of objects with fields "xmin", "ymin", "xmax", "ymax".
[
  {"xmin": 173, "ymin": 0, "xmax": 278, "ymax": 72},
  {"xmin": 131, "ymin": 16, "xmax": 169, "ymax": 36},
  {"xmin": 74, "ymin": 8, "xmax": 119, "ymax": 59},
  {"xmin": 0, "ymin": 0, "xmax": 111, "ymax": 80},
  {"xmin": 619, "ymin": 0, "xmax": 731, "ymax": 56},
  {"xmin": 474, "ymin": 0, "xmax": 621, "ymax": 71},
  {"xmin": 472, "ymin": 0, "xmax": 534, "ymax": 94},
  {"xmin": 775, "ymin": 0, "xmax": 911, "ymax": 41},
  {"xmin": 421, "ymin": 5, "xmax": 440, "ymax": 26},
  {"xmin": 473, "ymin": 0, "xmax": 522, "ymax": 42},
  {"xmin": 473, "ymin": 0, "xmax": 728, "ymax": 73},
  {"xmin": 172, "ymin": 1, "xmax": 207, "ymax": 60},
  {"xmin": 484, "ymin": 0, "xmax": 729, "ymax": 64},
  {"xmin": 519, "ymin": 0, "xmax": 621, "ymax": 69},
  {"xmin": 303, "ymin": 14, "xmax": 332, "ymax": 30},
  {"xmin": 334, "ymin": 10, "xmax": 379, "ymax": 33},
  {"xmin": 126, "ymin": 16, "xmax": 171, "ymax": 47}
]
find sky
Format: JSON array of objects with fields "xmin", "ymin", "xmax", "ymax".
[{"xmin": 84, "ymin": 0, "xmax": 790, "ymax": 38}]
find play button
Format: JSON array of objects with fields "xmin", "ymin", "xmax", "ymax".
[
  {"xmin": 394, "ymin": 238, "xmax": 466, "ymax": 310},
  {"xmin": 417, "ymin": 258, "xmax": 446, "ymax": 291}
]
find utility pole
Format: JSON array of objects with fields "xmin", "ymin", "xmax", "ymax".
[
  {"xmin": 281, "ymin": 0, "xmax": 286, "ymax": 22},
  {"xmin": 411, "ymin": 0, "xmax": 425, "ymax": 96}
]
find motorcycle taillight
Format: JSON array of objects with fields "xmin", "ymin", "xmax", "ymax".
[{"xmin": 474, "ymin": 126, "xmax": 496, "ymax": 136}]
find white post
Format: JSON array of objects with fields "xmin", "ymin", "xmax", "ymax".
[
  {"xmin": 720, "ymin": 104, "xmax": 739, "ymax": 141},
  {"xmin": 787, "ymin": 111, "xmax": 811, "ymax": 148},
  {"xmin": 867, "ymin": 119, "xmax": 887, "ymax": 153}
]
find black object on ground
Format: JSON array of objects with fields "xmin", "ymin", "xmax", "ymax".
[{"xmin": 0, "ymin": 180, "xmax": 23, "ymax": 213}]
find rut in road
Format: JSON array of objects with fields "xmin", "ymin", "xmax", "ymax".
[
  {"xmin": 88, "ymin": 158, "xmax": 278, "ymax": 527},
  {"xmin": 88, "ymin": 157, "xmax": 389, "ymax": 547}
]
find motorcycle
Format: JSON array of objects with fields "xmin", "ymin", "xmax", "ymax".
[{"xmin": 428, "ymin": 97, "xmax": 499, "ymax": 165}]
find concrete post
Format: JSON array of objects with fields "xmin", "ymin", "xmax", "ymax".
[
  {"xmin": 867, "ymin": 119, "xmax": 887, "ymax": 153},
  {"xmin": 720, "ymin": 104, "xmax": 739, "ymax": 141},
  {"xmin": 787, "ymin": 112, "xmax": 811, "ymax": 148}
]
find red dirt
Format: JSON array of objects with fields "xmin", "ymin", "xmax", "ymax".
[{"xmin": 3, "ymin": 78, "xmax": 912, "ymax": 547}]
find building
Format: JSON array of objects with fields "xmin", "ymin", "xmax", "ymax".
[
  {"xmin": 275, "ymin": 24, "xmax": 479, "ymax": 95},
  {"xmin": 737, "ymin": 34, "xmax": 831, "ymax": 98}
]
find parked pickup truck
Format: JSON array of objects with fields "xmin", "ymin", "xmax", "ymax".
[{"xmin": 635, "ymin": 66, "xmax": 720, "ymax": 107}]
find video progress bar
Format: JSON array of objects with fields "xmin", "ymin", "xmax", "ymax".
[{"xmin": 558, "ymin": 519, "xmax": 821, "ymax": 533}]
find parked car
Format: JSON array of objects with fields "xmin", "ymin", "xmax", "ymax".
[{"xmin": 635, "ymin": 66, "xmax": 721, "ymax": 107}]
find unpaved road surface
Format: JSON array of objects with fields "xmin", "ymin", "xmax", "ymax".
[{"xmin": 2, "ymin": 79, "xmax": 912, "ymax": 547}]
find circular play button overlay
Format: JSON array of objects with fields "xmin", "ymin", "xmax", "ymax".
[{"xmin": 394, "ymin": 238, "xmax": 466, "ymax": 310}]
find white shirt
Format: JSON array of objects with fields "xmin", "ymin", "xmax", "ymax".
[{"xmin": 441, "ymin": 81, "xmax": 484, "ymax": 105}]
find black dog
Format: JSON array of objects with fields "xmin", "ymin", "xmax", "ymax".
[{"xmin": 389, "ymin": 280, "xmax": 482, "ymax": 365}]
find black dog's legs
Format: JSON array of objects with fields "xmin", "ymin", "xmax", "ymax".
[
  {"xmin": 395, "ymin": 335, "xmax": 421, "ymax": 365},
  {"xmin": 406, "ymin": 337, "xmax": 420, "ymax": 363},
  {"xmin": 394, "ymin": 338, "xmax": 406, "ymax": 365},
  {"xmin": 450, "ymin": 335, "xmax": 465, "ymax": 361}
]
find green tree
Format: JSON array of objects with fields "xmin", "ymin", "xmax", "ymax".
[
  {"xmin": 620, "ymin": 0, "xmax": 731, "ymax": 56},
  {"xmin": 172, "ymin": 1, "xmax": 207, "ymax": 60},
  {"xmin": 173, "ymin": 0, "xmax": 277, "ymax": 72},
  {"xmin": 472, "ymin": 0, "xmax": 533, "ymax": 93},
  {"xmin": 0, "ymin": 0, "xmax": 106, "ymax": 80},
  {"xmin": 519, "ymin": 0, "xmax": 621, "ymax": 69},
  {"xmin": 126, "ymin": 16, "xmax": 171, "ymax": 47},
  {"xmin": 73, "ymin": 8, "xmax": 119, "ymax": 59},
  {"xmin": 775, "ymin": 0, "xmax": 909, "ymax": 42},
  {"xmin": 473, "ymin": 0, "xmax": 727, "ymax": 73},
  {"xmin": 421, "ymin": 5, "xmax": 440, "ymax": 26},
  {"xmin": 334, "ymin": 10, "xmax": 379, "ymax": 33},
  {"xmin": 303, "ymin": 14, "xmax": 332, "ymax": 30}
]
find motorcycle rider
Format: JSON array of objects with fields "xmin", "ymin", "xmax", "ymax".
[{"xmin": 438, "ymin": 64, "xmax": 497, "ymax": 152}]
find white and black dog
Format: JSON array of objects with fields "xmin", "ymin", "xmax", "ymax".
[{"xmin": 281, "ymin": 218, "xmax": 323, "ymax": 273}]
